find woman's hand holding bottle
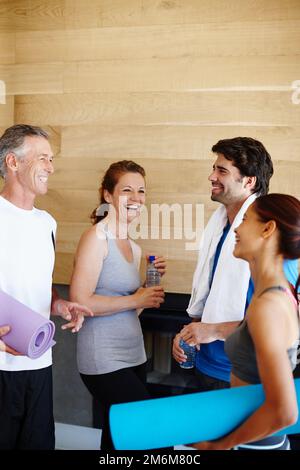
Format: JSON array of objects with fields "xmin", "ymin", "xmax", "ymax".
[{"xmin": 133, "ymin": 286, "xmax": 165, "ymax": 309}]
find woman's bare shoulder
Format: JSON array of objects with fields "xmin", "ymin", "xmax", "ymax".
[{"xmin": 76, "ymin": 223, "xmax": 108, "ymax": 259}]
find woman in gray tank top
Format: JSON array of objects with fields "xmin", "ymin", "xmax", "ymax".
[
  {"xmin": 192, "ymin": 194, "xmax": 300, "ymax": 451},
  {"xmin": 70, "ymin": 161, "xmax": 166, "ymax": 450}
]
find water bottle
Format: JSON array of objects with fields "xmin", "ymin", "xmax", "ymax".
[
  {"xmin": 179, "ymin": 338, "xmax": 196, "ymax": 369},
  {"xmin": 146, "ymin": 255, "xmax": 161, "ymax": 287}
]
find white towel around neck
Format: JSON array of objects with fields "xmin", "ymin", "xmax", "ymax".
[{"xmin": 187, "ymin": 193, "xmax": 257, "ymax": 324}]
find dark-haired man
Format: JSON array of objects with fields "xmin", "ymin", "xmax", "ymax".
[{"xmin": 173, "ymin": 137, "xmax": 298, "ymax": 394}]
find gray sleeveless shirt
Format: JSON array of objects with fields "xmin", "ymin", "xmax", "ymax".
[
  {"xmin": 77, "ymin": 232, "xmax": 146, "ymax": 375},
  {"xmin": 225, "ymin": 286, "xmax": 299, "ymax": 384}
]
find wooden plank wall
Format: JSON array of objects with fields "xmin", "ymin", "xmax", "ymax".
[
  {"xmin": 0, "ymin": 23, "xmax": 14, "ymax": 133},
  {"xmin": 0, "ymin": 0, "xmax": 299, "ymax": 292}
]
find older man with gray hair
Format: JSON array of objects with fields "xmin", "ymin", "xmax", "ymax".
[{"xmin": 0, "ymin": 124, "xmax": 92, "ymax": 450}]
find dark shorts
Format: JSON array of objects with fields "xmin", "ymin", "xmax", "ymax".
[{"xmin": 0, "ymin": 366, "xmax": 55, "ymax": 450}]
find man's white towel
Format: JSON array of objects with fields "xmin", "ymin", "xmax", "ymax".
[{"xmin": 187, "ymin": 194, "xmax": 257, "ymax": 324}]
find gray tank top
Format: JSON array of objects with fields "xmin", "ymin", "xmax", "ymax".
[
  {"xmin": 225, "ymin": 286, "xmax": 299, "ymax": 384},
  {"xmin": 77, "ymin": 232, "xmax": 146, "ymax": 375}
]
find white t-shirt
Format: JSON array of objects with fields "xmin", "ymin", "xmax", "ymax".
[{"xmin": 0, "ymin": 196, "xmax": 56, "ymax": 371}]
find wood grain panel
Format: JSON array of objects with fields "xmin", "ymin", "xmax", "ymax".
[
  {"xmin": 144, "ymin": 194, "xmax": 218, "ymax": 230},
  {"xmin": 0, "ymin": 95, "xmax": 14, "ymax": 126},
  {"xmin": 16, "ymin": 30, "xmax": 71, "ymax": 63},
  {"xmin": 54, "ymin": 222, "xmax": 90, "ymax": 254},
  {"xmin": 44, "ymin": 126, "xmax": 61, "ymax": 157},
  {"xmin": 15, "ymin": 91, "xmax": 300, "ymax": 127},
  {"xmin": 53, "ymin": 252, "xmax": 75, "ymax": 285},
  {"xmin": 0, "ymin": 32, "xmax": 15, "ymax": 64},
  {"xmin": 63, "ymin": 56, "xmax": 300, "ymax": 93},
  {"xmin": 35, "ymin": 189, "xmax": 97, "ymax": 223},
  {"xmin": 136, "ymin": 238, "xmax": 199, "ymax": 263},
  {"xmin": 270, "ymin": 160, "xmax": 300, "ymax": 194},
  {"xmin": 61, "ymin": 125, "xmax": 300, "ymax": 162},
  {"xmin": 99, "ymin": 0, "xmax": 300, "ymax": 27},
  {"xmin": 16, "ymin": 20, "xmax": 300, "ymax": 62},
  {"xmin": 0, "ymin": 63, "xmax": 63, "ymax": 95},
  {"xmin": 65, "ymin": 0, "xmax": 300, "ymax": 29},
  {"xmin": 0, "ymin": 83, "xmax": 6, "ymax": 107},
  {"xmin": 0, "ymin": 0, "xmax": 64, "ymax": 32},
  {"xmin": 4, "ymin": 55, "xmax": 297, "ymax": 95},
  {"xmin": 64, "ymin": 0, "xmax": 103, "ymax": 29},
  {"xmin": 0, "ymin": 126, "xmax": 8, "ymax": 136},
  {"xmin": 3, "ymin": 0, "xmax": 299, "ymax": 33},
  {"xmin": 0, "ymin": 0, "xmax": 288, "ymax": 34}
]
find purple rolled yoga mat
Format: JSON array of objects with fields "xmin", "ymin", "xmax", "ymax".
[{"xmin": 0, "ymin": 290, "xmax": 55, "ymax": 358}]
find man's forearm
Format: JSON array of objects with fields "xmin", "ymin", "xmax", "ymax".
[
  {"xmin": 207, "ymin": 320, "xmax": 241, "ymax": 341},
  {"xmin": 181, "ymin": 318, "xmax": 241, "ymax": 344},
  {"xmin": 51, "ymin": 287, "xmax": 61, "ymax": 315}
]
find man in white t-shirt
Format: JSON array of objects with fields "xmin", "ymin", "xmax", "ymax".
[{"xmin": 0, "ymin": 124, "xmax": 92, "ymax": 450}]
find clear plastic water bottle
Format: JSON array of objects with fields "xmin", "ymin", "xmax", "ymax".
[
  {"xmin": 146, "ymin": 255, "xmax": 161, "ymax": 287},
  {"xmin": 179, "ymin": 339, "xmax": 196, "ymax": 369}
]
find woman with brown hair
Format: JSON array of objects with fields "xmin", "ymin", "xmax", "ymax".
[
  {"xmin": 70, "ymin": 160, "xmax": 166, "ymax": 450},
  {"xmin": 193, "ymin": 193, "xmax": 300, "ymax": 450}
]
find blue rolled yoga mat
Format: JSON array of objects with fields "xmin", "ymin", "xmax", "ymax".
[{"xmin": 110, "ymin": 378, "xmax": 300, "ymax": 450}]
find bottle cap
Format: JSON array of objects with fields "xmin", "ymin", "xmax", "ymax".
[{"xmin": 149, "ymin": 255, "xmax": 156, "ymax": 262}]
